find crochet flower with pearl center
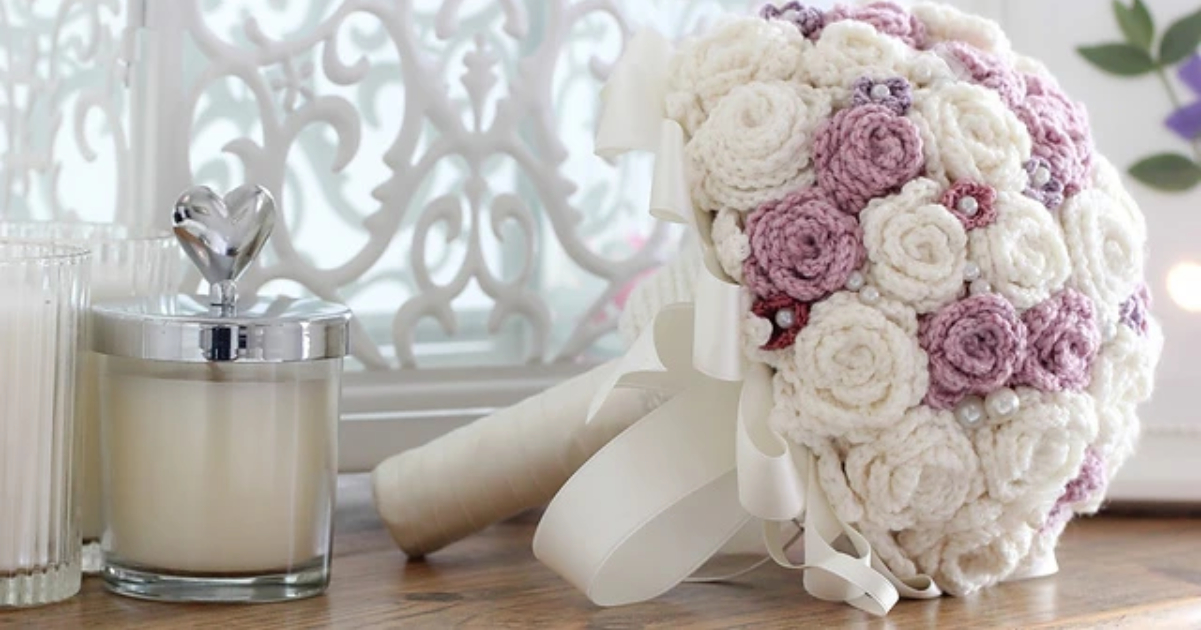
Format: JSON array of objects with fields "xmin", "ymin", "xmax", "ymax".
[{"xmin": 663, "ymin": 0, "xmax": 1161, "ymax": 597}]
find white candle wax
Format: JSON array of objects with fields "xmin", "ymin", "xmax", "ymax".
[
  {"xmin": 0, "ymin": 294, "xmax": 53, "ymax": 571},
  {"xmin": 79, "ymin": 278, "xmax": 139, "ymax": 542},
  {"xmin": 100, "ymin": 357, "xmax": 338, "ymax": 573},
  {"xmin": 0, "ymin": 290, "xmax": 74, "ymax": 574}
]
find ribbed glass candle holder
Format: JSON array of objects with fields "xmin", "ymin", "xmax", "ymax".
[
  {"xmin": 0, "ymin": 223, "xmax": 179, "ymax": 574},
  {"xmin": 0, "ymin": 242, "xmax": 90, "ymax": 607}
]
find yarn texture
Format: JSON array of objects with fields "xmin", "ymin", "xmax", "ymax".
[
  {"xmin": 860, "ymin": 178, "xmax": 967, "ymax": 312},
  {"xmin": 650, "ymin": 0, "xmax": 1160, "ymax": 598}
]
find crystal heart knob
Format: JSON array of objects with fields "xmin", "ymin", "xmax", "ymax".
[{"xmin": 172, "ymin": 184, "xmax": 276, "ymax": 308}]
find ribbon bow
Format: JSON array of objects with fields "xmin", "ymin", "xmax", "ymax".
[{"xmin": 531, "ymin": 29, "xmax": 945, "ymax": 616}]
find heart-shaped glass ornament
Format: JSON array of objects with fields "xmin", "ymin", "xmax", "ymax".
[{"xmin": 172, "ymin": 184, "xmax": 275, "ymax": 308}]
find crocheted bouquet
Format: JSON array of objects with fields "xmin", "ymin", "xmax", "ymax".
[{"xmin": 666, "ymin": 1, "xmax": 1161, "ymax": 596}]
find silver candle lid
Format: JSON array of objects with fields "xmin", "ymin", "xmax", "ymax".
[{"xmin": 90, "ymin": 184, "xmax": 352, "ymax": 363}]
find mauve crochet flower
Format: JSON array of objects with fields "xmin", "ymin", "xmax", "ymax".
[
  {"xmin": 851, "ymin": 76, "xmax": 913, "ymax": 115},
  {"xmin": 1014, "ymin": 288, "xmax": 1101, "ymax": 392},
  {"xmin": 935, "ymin": 41, "xmax": 1026, "ymax": 108},
  {"xmin": 760, "ymin": 2, "xmax": 825, "ymax": 38},
  {"xmin": 826, "ymin": 1, "xmax": 927, "ymax": 48},
  {"xmin": 744, "ymin": 187, "xmax": 866, "ymax": 302},
  {"xmin": 1046, "ymin": 447, "xmax": 1105, "ymax": 530},
  {"xmin": 751, "ymin": 295, "xmax": 810, "ymax": 350},
  {"xmin": 1013, "ymin": 74, "xmax": 1094, "ymax": 197},
  {"xmin": 1023, "ymin": 157, "xmax": 1066, "ymax": 209},
  {"xmin": 941, "ymin": 181, "xmax": 998, "ymax": 230},
  {"xmin": 813, "ymin": 104, "xmax": 925, "ymax": 215},
  {"xmin": 919, "ymin": 294, "xmax": 1027, "ymax": 410},
  {"xmin": 1118, "ymin": 283, "xmax": 1151, "ymax": 336}
]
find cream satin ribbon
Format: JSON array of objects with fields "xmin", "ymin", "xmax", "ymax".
[{"xmin": 532, "ymin": 28, "xmax": 946, "ymax": 615}]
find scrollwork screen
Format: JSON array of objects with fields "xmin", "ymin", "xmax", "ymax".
[{"xmin": 0, "ymin": 0, "xmax": 754, "ymax": 371}]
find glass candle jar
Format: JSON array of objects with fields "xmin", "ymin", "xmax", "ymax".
[
  {"xmin": 0, "ymin": 222, "xmax": 178, "ymax": 572},
  {"xmin": 90, "ymin": 294, "xmax": 351, "ymax": 602},
  {"xmin": 0, "ymin": 243, "xmax": 90, "ymax": 607}
]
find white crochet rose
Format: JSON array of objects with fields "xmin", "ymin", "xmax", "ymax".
[
  {"xmin": 842, "ymin": 407, "xmax": 983, "ymax": 531},
  {"xmin": 801, "ymin": 21, "xmax": 917, "ymax": 88},
  {"xmin": 1087, "ymin": 323, "xmax": 1163, "ymax": 479},
  {"xmin": 968, "ymin": 192, "xmax": 1071, "ymax": 309},
  {"xmin": 1059, "ymin": 187, "xmax": 1145, "ymax": 326},
  {"xmin": 1091, "ymin": 156, "xmax": 1149, "ymax": 243},
  {"xmin": 911, "ymin": 1, "xmax": 1013, "ymax": 55},
  {"xmin": 688, "ymin": 80, "xmax": 833, "ymax": 212},
  {"xmin": 900, "ymin": 500, "xmax": 1034, "ymax": 596},
  {"xmin": 711, "ymin": 208, "xmax": 748, "ymax": 282},
  {"xmin": 909, "ymin": 82, "xmax": 1031, "ymax": 192},
  {"xmin": 973, "ymin": 389, "xmax": 1098, "ymax": 520},
  {"xmin": 861, "ymin": 178, "xmax": 968, "ymax": 313},
  {"xmin": 666, "ymin": 18, "xmax": 810, "ymax": 136},
  {"xmin": 773, "ymin": 292, "xmax": 928, "ymax": 438}
]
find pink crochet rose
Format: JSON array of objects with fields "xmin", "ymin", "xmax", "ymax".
[
  {"xmin": 744, "ymin": 187, "xmax": 866, "ymax": 302},
  {"xmin": 940, "ymin": 181, "xmax": 998, "ymax": 230},
  {"xmin": 813, "ymin": 104, "xmax": 925, "ymax": 215},
  {"xmin": 1013, "ymin": 288, "xmax": 1101, "ymax": 392},
  {"xmin": 934, "ymin": 41, "xmax": 1025, "ymax": 108},
  {"xmin": 1118, "ymin": 283, "xmax": 1151, "ymax": 336},
  {"xmin": 850, "ymin": 76, "xmax": 913, "ymax": 115},
  {"xmin": 1013, "ymin": 74, "xmax": 1094, "ymax": 197},
  {"xmin": 751, "ymin": 295, "xmax": 810, "ymax": 350},
  {"xmin": 760, "ymin": 2, "xmax": 825, "ymax": 39},
  {"xmin": 825, "ymin": 1, "xmax": 927, "ymax": 48},
  {"xmin": 1045, "ymin": 447, "xmax": 1105, "ymax": 530},
  {"xmin": 919, "ymin": 294, "xmax": 1027, "ymax": 410},
  {"xmin": 1023, "ymin": 157, "xmax": 1065, "ymax": 209}
]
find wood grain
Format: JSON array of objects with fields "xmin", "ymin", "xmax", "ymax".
[{"xmin": 3, "ymin": 475, "xmax": 1200, "ymax": 629}]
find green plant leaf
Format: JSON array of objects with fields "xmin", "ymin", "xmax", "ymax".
[
  {"xmin": 1128, "ymin": 153, "xmax": 1201, "ymax": 191},
  {"xmin": 1159, "ymin": 7, "xmax": 1201, "ymax": 65},
  {"xmin": 1114, "ymin": 0, "xmax": 1155, "ymax": 50},
  {"xmin": 1077, "ymin": 43, "xmax": 1157, "ymax": 75}
]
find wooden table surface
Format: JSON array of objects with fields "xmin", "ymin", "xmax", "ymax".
[{"xmin": 4, "ymin": 475, "xmax": 1201, "ymax": 629}]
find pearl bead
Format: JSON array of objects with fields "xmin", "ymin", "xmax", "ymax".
[
  {"xmin": 845, "ymin": 271, "xmax": 866, "ymax": 291},
  {"xmin": 774, "ymin": 308, "xmax": 796, "ymax": 330},
  {"xmin": 870, "ymin": 83, "xmax": 892, "ymax": 100},
  {"xmin": 963, "ymin": 261, "xmax": 981, "ymax": 282},
  {"xmin": 957, "ymin": 195, "xmax": 979, "ymax": 216},
  {"xmin": 955, "ymin": 397, "xmax": 986, "ymax": 427},
  {"xmin": 860, "ymin": 285, "xmax": 881, "ymax": 304},
  {"xmin": 969, "ymin": 279, "xmax": 992, "ymax": 296},
  {"xmin": 1032, "ymin": 166, "xmax": 1052, "ymax": 187},
  {"xmin": 985, "ymin": 387, "xmax": 1021, "ymax": 419}
]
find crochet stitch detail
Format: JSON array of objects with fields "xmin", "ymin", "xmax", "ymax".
[
  {"xmin": 850, "ymin": 76, "xmax": 914, "ymax": 115},
  {"xmin": 743, "ymin": 187, "xmax": 866, "ymax": 301},
  {"xmin": 688, "ymin": 80, "xmax": 832, "ymax": 212},
  {"xmin": 860, "ymin": 178, "xmax": 968, "ymax": 313},
  {"xmin": 1013, "ymin": 289, "xmax": 1100, "ymax": 393},
  {"xmin": 813, "ymin": 103, "xmax": 924, "ymax": 215},
  {"xmin": 826, "ymin": 1, "xmax": 928, "ymax": 48},
  {"xmin": 940, "ymin": 180, "xmax": 999, "ymax": 230},
  {"xmin": 968, "ymin": 191, "xmax": 1071, "ymax": 309},
  {"xmin": 935, "ymin": 41, "xmax": 1026, "ymax": 108},
  {"xmin": 760, "ymin": 2, "xmax": 825, "ymax": 38},
  {"xmin": 920, "ymin": 294, "xmax": 1026, "ymax": 410}
]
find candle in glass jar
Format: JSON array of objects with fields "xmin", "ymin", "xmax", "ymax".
[
  {"xmin": 0, "ymin": 222, "xmax": 177, "ymax": 559},
  {"xmin": 91, "ymin": 292, "xmax": 351, "ymax": 603},
  {"xmin": 0, "ymin": 243, "xmax": 88, "ymax": 607},
  {"xmin": 100, "ymin": 358, "xmax": 339, "ymax": 573}
]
